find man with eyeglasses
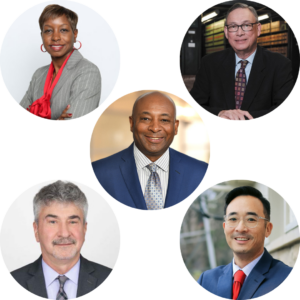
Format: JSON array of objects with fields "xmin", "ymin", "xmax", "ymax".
[
  {"xmin": 190, "ymin": 3, "xmax": 294, "ymax": 120},
  {"xmin": 198, "ymin": 186, "xmax": 292, "ymax": 299}
]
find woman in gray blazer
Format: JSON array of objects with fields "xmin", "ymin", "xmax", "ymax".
[{"xmin": 20, "ymin": 4, "xmax": 101, "ymax": 120}]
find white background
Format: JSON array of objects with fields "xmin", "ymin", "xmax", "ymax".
[
  {"xmin": 0, "ymin": 0, "xmax": 120, "ymax": 105},
  {"xmin": 1, "ymin": 180, "xmax": 120, "ymax": 271},
  {"xmin": 0, "ymin": 0, "xmax": 299, "ymax": 300}
]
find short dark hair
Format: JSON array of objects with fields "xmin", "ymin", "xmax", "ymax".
[
  {"xmin": 39, "ymin": 4, "xmax": 78, "ymax": 32},
  {"xmin": 225, "ymin": 3, "xmax": 259, "ymax": 24},
  {"xmin": 224, "ymin": 186, "xmax": 270, "ymax": 220}
]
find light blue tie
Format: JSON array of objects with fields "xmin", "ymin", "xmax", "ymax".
[{"xmin": 144, "ymin": 163, "xmax": 164, "ymax": 210}]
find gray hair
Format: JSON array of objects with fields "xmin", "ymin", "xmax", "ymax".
[
  {"xmin": 132, "ymin": 91, "xmax": 177, "ymax": 119},
  {"xmin": 225, "ymin": 3, "xmax": 259, "ymax": 24},
  {"xmin": 33, "ymin": 181, "xmax": 88, "ymax": 224}
]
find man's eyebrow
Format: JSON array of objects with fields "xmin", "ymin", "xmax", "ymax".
[
  {"xmin": 45, "ymin": 214, "xmax": 58, "ymax": 219},
  {"xmin": 228, "ymin": 212, "xmax": 237, "ymax": 216},
  {"xmin": 227, "ymin": 212, "xmax": 259, "ymax": 216},
  {"xmin": 227, "ymin": 20, "xmax": 253, "ymax": 25},
  {"xmin": 246, "ymin": 212, "xmax": 259, "ymax": 216},
  {"xmin": 68, "ymin": 215, "xmax": 81, "ymax": 220}
]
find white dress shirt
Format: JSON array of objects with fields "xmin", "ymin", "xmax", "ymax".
[
  {"xmin": 235, "ymin": 49, "xmax": 257, "ymax": 84},
  {"xmin": 232, "ymin": 251, "xmax": 264, "ymax": 282},
  {"xmin": 42, "ymin": 258, "xmax": 80, "ymax": 299},
  {"xmin": 133, "ymin": 143, "xmax": 169, "ymax": 205}
]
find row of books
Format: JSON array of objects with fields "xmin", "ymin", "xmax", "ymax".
[
  {"xmin": 258, "ymin": 32, "xmax": 288, "ymax": 46},
  {"xmin": 204, "ymin": 19, "xmax": 225, "ymax": 36},
  {"xmin": 206, "ymin": 45, "xmax": 225, "ymax": 55},
  {"xmin": 260, "ymin": 21, "xmax": 287, "ymax": 35},
  {"xmin": 204, "ymin": 32, "xmax": 225, "ymax": 47},
  {"xmin": 267, "ymin": 46, "xmax": 288, "ymax": 57}
]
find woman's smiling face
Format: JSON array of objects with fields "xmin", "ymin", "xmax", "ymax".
[{"xmin": 41, "ymin": 14, "xmax": 77, "ymax": 60}]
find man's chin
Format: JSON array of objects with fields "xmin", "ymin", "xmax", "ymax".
[{"xmin": 52, "ymin": 248, "xmax": 78, "ymax": 260}]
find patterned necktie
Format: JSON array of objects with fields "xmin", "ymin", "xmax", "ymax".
[
  {"xmin": 235, "ymin": 60, "xmax": 248, "ymax": 109},
  {"xmin": 56, "ymin": 275, "xmax": 68, "ymax": 300},
  {"xmin": 232, "ymin": 270, "xmax": 246, "ymax": 300},
  {"xmin": 144, "ymin": 163, "xmax": 164, "ymax": 210}
]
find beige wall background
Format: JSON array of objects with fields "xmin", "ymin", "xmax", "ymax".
[{"xmin": 91, "ymin": 90, "xmax": 210, "ymax": 163}]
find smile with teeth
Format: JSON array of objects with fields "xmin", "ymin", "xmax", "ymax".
[{"xmin": 235, "ymin": 238, "xmax": 249, "ymax": 240}]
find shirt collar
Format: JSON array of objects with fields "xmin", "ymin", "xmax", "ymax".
[
  {"xmin": 232, "ymin": 251, "xmax": 264, "ymax": 278},
  {"xmin": 133, "ymin": 143, "xmax": 169, "ymax": 172},
  {"xmin": 235, "ymin": 48, "xmax": 257, "ymax": 66},
  {"xmin": 42, "ymin": 258, "xmax": 81, "ymax": 287}
]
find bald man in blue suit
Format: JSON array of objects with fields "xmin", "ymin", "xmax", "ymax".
[
  {"xmin": 92, "ymin": 91, "xmax": 208, "ymax": 210},
  {"xmin": 198, "ymin": 187, "xmax": 292, "ymax": 299}
]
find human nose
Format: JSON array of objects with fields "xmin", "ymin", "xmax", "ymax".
[
  {"xmin": 236, "ymin": 25, "xmax": 244, "ymax": 35},
  {"xmin": 235, "ymin": 218, "xmax": 248, "ymax": 231},
  {"xmin": 51, "ymin": 29, "xmax": 61, "ymax": 41},
  {"xmin": 148, "ymin": 118, "xmax": 161, "ymax": 132},
  {"xmin": 58, "ymin": 222, "xmax": 70, "ymax": 237}
]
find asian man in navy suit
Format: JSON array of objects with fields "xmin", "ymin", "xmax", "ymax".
[
  {"xmin": 198, "ymin": 186, "xmax": 292, "ymax": 299},
  {"xmin": 11, "ymin": 181, "xmax": 111, "ymax": 299},
  {"xmin": 92, "ymin": 91, "xmax": 208, "ymax": 210}
]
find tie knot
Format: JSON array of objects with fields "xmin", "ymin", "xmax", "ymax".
[
  {"xmin": 147, "ymin": 163, "xmax": 157, "ymax": 173},
  {"xmin": 240, "ymin": 60, "xmax": 248, "ymax": 69},
  {"xmin": 57, "ymin": 275, "xmax": 68, "ymax": 287},
  {"xmin": 234, "ymin": 270, "xmax": 246, "ymax": 284}
]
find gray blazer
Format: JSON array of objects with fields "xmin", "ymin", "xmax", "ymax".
[
  {"xmin": 20, "ymin": 50, "xmax": 101, "ymax": 120},
  {"xmin": 11, "ymin": 255, "xmax": 112, "ymax": 298}
]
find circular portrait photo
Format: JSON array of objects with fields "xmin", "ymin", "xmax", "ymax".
[
  {"xmin": 1, "ymin": 180, "xmax": 120, "ymax": 299},
  {"xmin": 180, "ymin": 180, "xmax": 299, "ymax": 299},
  {"xmin": 180, "ymin": 1, "xmax": 299, "ymax": 120},
  {"xmin": 90, "ymin": 90, "xmax": 210, "ymax": 210},
  {"xmin": 0, "ymin": 1, "xmax": 120, "ymax": 120}
]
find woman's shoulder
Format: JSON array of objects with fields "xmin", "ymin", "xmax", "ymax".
[{"xmin": 73, "ymin": 51, "xmax": 100, "ymax": 73}]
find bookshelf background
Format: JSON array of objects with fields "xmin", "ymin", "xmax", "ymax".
[{"xmin": 180, "ymin": 0, "xmax": 299, "ymax": 89}]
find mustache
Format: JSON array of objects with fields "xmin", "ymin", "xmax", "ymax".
[
  {"xmin": 52, "ymin": 238, "xmax": 76, "ymax": 245},
  {"xmin": 231, "ymin": 233, "xmax": 252, "ymax": 239}
]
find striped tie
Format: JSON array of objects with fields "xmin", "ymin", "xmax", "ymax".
[
  {"xmin": 56, "ymin": 275, "xmax": 68, "ymax": 300},
  {"xmin": 144, "ymin": 163, "xmax": 164, "ymax": 210},
  {"xmin": 235, "ymin": 60, "xmax": 248, "ymax": 109}
]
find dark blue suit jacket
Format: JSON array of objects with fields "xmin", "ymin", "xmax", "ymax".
[
  {"xmin": 198, "ymin": 249, "xmax": 292, "ymax": 299},
  {"xmin": 92, "ymin": 144, "xmax": 208, "ymax": 209}
]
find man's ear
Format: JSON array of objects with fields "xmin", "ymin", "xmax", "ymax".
[
  {"xmin": 265, "ymin": 222, "xmax": 273, "ymax": 238},
  {"xmin": 224, "ymin": 26, "xmax": 229, "ymax": 40},
  {"xmin": 129, "ymin": 116, "xmax": 134, "ymax": 133},
  {"xmin": 33, "ymin": 222, "xmax": 40, "ymax": 243},
  {"xmin": 174, "ymin": 120, "xmax": 179, "ymax": 135}
]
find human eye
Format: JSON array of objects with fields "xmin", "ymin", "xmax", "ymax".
[
  {"xmin": 43, "ymin": 29, "xmax": 52, "ymax": 34},
  {"xmin": 243, "ymin": 24, "xmax": 252, "ymax": 29},
  {"xmin": 61, "ymin": 28, "xmax": 69, "ymax": 32},
  {"xmin": 69, "ymin": 220, "xmax": 79, "ymax": 224},
  {"xmin": 246, "ymin": 217, "xmax": 257, "ymax": 223},
  {"xmin": 229, "ymin": 25, "xmax": 237, "ymax": 31},
  {"xmin": 228, "ymin": 217, "xmax": 237, "ymax": 222},
  {"xmin": 161, "ymin": 118, "xmax": 170, "ymax": 123},
  {"xmin": 48, "ymin": 219, "xmax": 57, "ymax": 224}
]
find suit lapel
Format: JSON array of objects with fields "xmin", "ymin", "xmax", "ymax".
[
  {"xmin": 238, "ymin": 250, "xmax": 272, "ymax": 300},
  {"xmin": 76, "ymin": 256, "xmax": 98, "ymax": 298},
  {"xmin": 51, "ymin": 50, "xmax": 83, "ymax": 100},
  {"xmin": 119, "ymin": 144, "xmax": 147, "ymax": 209},
  {"xmin": 241, "ymin": 46, "xmax": 267, "ymax": 111},
  {"xmin": 219, "ymin": 48, "xmax": 236, "ymax": 109},
  {"xmin": 216, "ymin": 263, "xmax": 233, "ymax": 299},
  {"xmin": 164, "ymin": 148, "xmax": 184, "ymax": 208},
  {"xmin": 26, "ymin": 256, "xmax": 48, "ymax": 298}
]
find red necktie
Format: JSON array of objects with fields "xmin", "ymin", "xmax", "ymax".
[
  {"xmin": 235, "ymin": 60, "xmax": 248, "ymax": 109},
  {"xmin": 232, "ymin": 270, "xmax": 246, "ymax": 300}
]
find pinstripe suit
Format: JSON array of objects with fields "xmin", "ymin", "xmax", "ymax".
[{"xmin": 20, "ymin": 50, "xmax": 101, "ymax": 120}]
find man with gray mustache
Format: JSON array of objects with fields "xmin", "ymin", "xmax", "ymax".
[
  {"xmin": 198, "ymin": 186, "xmax": 292, "ymax": 299},
  {"xmin": 11, "ymin": 181, "xmax": 112, "ymax": 299}
]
